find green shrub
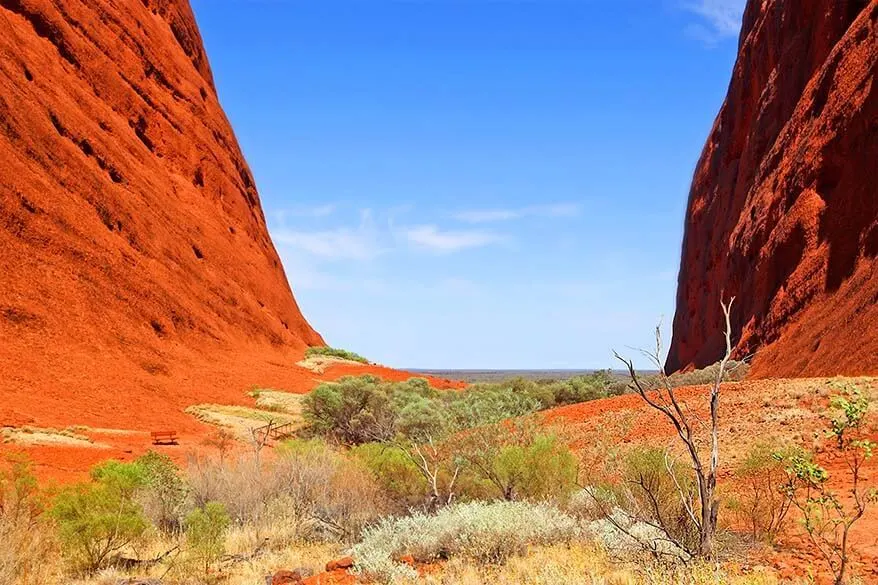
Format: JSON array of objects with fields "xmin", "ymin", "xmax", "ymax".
[
  {"xmin": 726, "ymin": 442, "xmax": 793, "ymax": 543},
  {"xmin": 592, "ymin": 447, "xmax": 700, "ymax": 559},
  {"xmin": 777, "ymin": 386, "xmax": 876, "ymax": 585},
  {"xmin": 136, "ymin": 451, "xmax": 188, "ymax": 534},
  {"xmin": 352, "ymin": 442, "xmax": 428, "ymax": 510},
  {"xmin": 449, "ymin": 384, "xmax": 540, "ymax": 429},
  {"xmin": 349, "ymin": 500, "xmax": 581, "ymax": 582},
  {"xmin": 302, "ymin": 373, "xmax": 626, "ymax": 448},
  {"xmin": 185, "ymin": 501, "xmax": 229, "ymax": 575},
  {"xmin": 305, "ymin": 346, "xmax": 369, "ymax": 364},
  {"xmin": 303, "ymin": 376, "xmax": 398, "ymax": 444},
  {"xmin": 50, "ymin": 460, "xmax": 149, "ymax": 572},
  {"xmin": 457, "ymin": 423, "xmax": 578, "ymax": 503}
]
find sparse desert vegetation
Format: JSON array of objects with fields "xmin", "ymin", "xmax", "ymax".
[
  {"xmin": 2, "ymin": 373, "xmax": 876, "ymax": 584},
  {"xmin": 305, "ymin": 346, "xmax": 371, "ymax": 364}
]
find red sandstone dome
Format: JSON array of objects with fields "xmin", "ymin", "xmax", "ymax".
[
  {"xmin": 667, "ymin": 0, "xmax": 878, "ymax": 378},
  {"xmin": 0, "ymin": 0, "xmax": 325, "ymax": 428}
]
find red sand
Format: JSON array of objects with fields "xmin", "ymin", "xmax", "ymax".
[
  {"xmin": 543, "ymin": 378, "xmax": 878, "ymax": 583},
  {"xmin": 667, "ymin": 0, "xmax": 878, "ymax": 378}
]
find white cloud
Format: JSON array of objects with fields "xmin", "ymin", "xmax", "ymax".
[
  {"xmin": 453, "ymin": 202, "xmax": 581, "ymax": 224},
  {"xmin": 403, "ymin": 225, "xmax": 502, "ymax": 253},
  {"xmin": 274, "ymin": 203, "xmax": 338, "ymax": 220},
  {"xmin": 682, "ymin": 0, "xmax": 745, "ymax": 46},
  {"xmin": 273, "ymin": 209, "xmax": 384, "ymax": 260},
  {"xmin": 454, "ymin": 209, "xmax": 521, "ymax": 223}
]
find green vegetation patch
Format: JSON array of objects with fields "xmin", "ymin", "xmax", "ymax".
[
  {"xmin": 305, "ymin": 346, "xmax": 370, "ymax": 364},
  {"xmin": 302, "ymin": 372, "xmax": 624, "ymax": 447}
]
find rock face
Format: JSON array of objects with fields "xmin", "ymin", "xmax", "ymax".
[
  {"xmin": 0, "ymin": 0, "xmax": 323, "ymax": 427},
  {"xmin": 667, "ymin": 0, "xmax": 877, "ymax": 378}
]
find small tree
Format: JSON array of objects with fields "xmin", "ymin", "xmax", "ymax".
[
  {"xmin": 136, "ymin": 451, "xmax": 188, "ymax": 534},
  {"xmin": 458, "ymin": 421, "xmax": 577, "ymax": 502},
  {"xmin": 613, "ymin": 297, "xmax": 735, "ymax": 558},
  {"xmin": 778, "ymin": 386, "xmax": 876, "ymax": 585},
  {"xmin": 185, "ymin": 502, "xmax": 230, "ymax": 576},
  {"xmin": 202, "ymin": 428, "xmax": 236, "ymax": 462},
  {"xmin": 51, "ymin": 460, "xmax": 148, "ymax": 572},
  {"xmin": 353, "ymin": 442, "xmax": 428, "ymax": 511}
]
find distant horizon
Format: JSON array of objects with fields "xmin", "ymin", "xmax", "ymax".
[{"xmin": 405, "ymin": 367, "xmax": 660, "ymax": 383}]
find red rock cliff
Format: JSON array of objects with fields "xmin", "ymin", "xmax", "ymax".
[
  {"xmin": 0, "ymin": 0, "xmax": 324, "ymax": 427},
  {"xmin": 667, "ymin": 1, "xmax": 877, "ymax": 378}
]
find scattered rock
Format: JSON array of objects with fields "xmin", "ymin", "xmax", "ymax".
[
  {"xmin": 270, "ymin": 569, "xmax": 304, "ymax": 585},
  {"xmin": 325, "ymin": 556, "xmax": 355, "ymax": 572}
]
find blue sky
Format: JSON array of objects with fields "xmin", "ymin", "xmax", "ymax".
[{"xmin": 190, "ymin": 0, "xmax": 745, "ymax": 369}]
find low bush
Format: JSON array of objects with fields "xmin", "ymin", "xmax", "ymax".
[
  {"xmin": 349, "ymin": 500, "xmax": 581, "ymax": 582},
  {"xmin": 303, "ymin": 372, "xmax": 622, "ymax": 448},
  {"xmin": 305, "ymin": 346, "xmax": 369, "ymax": 364},
  {"xmin": 275, "ymin": 438, "xmax": 387, "ymax": 542},
  {"xmin": 457, "ymin": 423, "xmax": 578, "ymax": 503},
  {"xmin": 726, "ymin": 442, "xmax": 793, "ymax": 543},
  {"xmin": 50, "ymin": 460, "xmax": 149, "ymax": 573},
  {"xmin": 185, "ymin": 501, "xmax": 230, "ymax": 575},
  {"xmin": 188, "ymin": 440, "xmax": 385, "ymax": 543},
  {"xmin": 582, "ymin": 447, "xmax": 700, "ymax": 560},
  {"xmin": 448, "ymin": 384, "xmax": 540, "ymax": 428},
  {"xmin": 303, "ymin": 376, "xmax": 410, "ymax": 444},
  {"xmin": 777, "ymin": 386, "xmax": 875, "ymax": 585},
  {"xmin": 351, "ymin": 442, "xmax": 429, "ymax": 511},
  {"xmin": 135, "ymin": 451, "xmax": 188, "ymax": 534},
  {"xmin": 0, "ymin": 456, "xmax": 56, "ymax": 585}
]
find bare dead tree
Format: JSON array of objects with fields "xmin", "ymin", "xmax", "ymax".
[
  {"xmin": 398, "ymin": 435, "xmax": 461, "ymax": 511},
  {"xmin": 250, "ymin": 419, "xmax": 275, "ymax": 471},
  {"xmin": 614, "ymin": 297, "xmax": 735, "ymax": 559}
]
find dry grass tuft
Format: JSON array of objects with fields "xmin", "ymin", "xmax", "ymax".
[
  {"xmin": 297, "ymin": 355, "xmax": 367, "ymax": 374},
  {"xmin": 249, "ymin": 389, "xmax": 306, "ymax": 415},
  {"xmin": 0, "ymin": 426, "xmax": 106, "ymax": 448},
  {"xmin": 399, "ymin": 545, "xmax": 782, "ymax": 585},
  {"xmin": 185, "ymin": 404, "xmax": 301, "ymax": 439}
]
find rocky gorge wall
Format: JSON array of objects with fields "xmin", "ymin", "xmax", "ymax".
[
  {"xmin": 0, "ymin": 0, "xmax": 324, "ymax": 427},
  {"xmin": 667, "ymin": 0, "xmax": 877, "ymax": 378}
]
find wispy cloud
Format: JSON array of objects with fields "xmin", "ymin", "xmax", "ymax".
[
  {"xmin": 453, "ymin": 203, "xmax": 580, "ymax": 224},
  {"xmin": 274, "ymin": 203, "xmax": 338, "ymax": 220},
  {"xmin": 682, "ymin": 0, "xmax": 745, "ymax": 47},
  {"xmin": 403, "ymin": 225, "xmax": 502, "ymax": 253},
  {"xmin": 273, "ymin": 209, "xmax": 384, "ymax": 260}
]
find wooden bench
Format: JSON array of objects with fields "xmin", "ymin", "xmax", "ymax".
[{"xmin": 150, "ymin": 430, "xmax": 178, "ymax": 445}]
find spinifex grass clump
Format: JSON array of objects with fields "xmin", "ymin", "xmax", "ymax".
[{"xmin": 349, "ymin": 500, "xmax": 581, "ymax": 582}]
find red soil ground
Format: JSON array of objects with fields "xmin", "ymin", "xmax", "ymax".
[
  {"xmin": 0, "ymin": 353, "xmax": 462, "ymax": 481},
  {"xmin": 667, "ymin": 0, "xmax": 878, "ymax": 378},
  {"xmin": 544, "ymin": 377, "xmax": 878, "ymax": 583}
]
